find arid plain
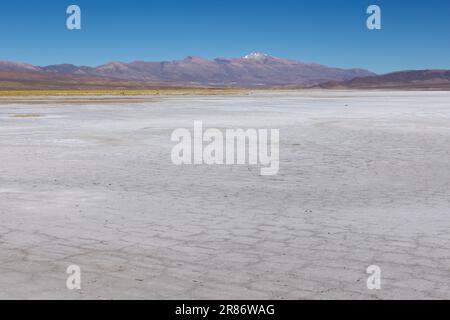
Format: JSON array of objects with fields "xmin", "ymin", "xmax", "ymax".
[{"xmin": 0, "ymin": 91, "xmax": 449, "ymax": 299}]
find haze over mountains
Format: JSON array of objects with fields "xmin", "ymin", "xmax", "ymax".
[
  {"xmin": 0, "ymin": 53, "xmax": 449, "ymax": 90},
  {"xmin": 0, "ymin": 53, "xmax": 374, "ymax": 89}
]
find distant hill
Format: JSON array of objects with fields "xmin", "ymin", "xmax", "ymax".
[
  {"xmin": 316, "ymin": 70, "xmax": 450, "ymax": 90},
  {"xmin": 0, "ymin": 53, "xmax": 374, "ymax": 89}
]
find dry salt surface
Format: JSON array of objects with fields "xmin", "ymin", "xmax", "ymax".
[{"xmin": 0, "ymin": 91, "xmax": 449, "ymax": 300}]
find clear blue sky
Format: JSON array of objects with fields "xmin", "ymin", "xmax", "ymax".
[{"xmin": 0, "ymin": 0, "xmax": 449, "ymax": 73}]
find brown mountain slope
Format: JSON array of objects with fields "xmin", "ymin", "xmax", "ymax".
[
  {"xmin": 316, "ymin": 70, "xmax": 450, "ymax": 90},
  {"xmin": 0, "ymin": 71, "xmax": 185, "ymax": 90}
]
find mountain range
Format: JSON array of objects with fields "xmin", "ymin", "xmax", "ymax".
[
  {"xmin": 0, "ymin": 53, "xmax": 449, "ymax": 90},
  {"xmin": 0, "ymin": 53, "xmax": 373, "ymax": 89}
]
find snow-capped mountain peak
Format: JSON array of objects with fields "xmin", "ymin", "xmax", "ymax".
[{"xmin": 243, "ymin": 52, "xmax": 271, "ymax": 60}]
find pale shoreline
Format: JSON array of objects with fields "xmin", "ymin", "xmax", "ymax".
[{"xmin": 1, "ymin": 88, "xmax": 449, "ymax": 104}]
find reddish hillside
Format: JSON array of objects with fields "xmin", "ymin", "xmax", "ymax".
[{"xmin": 317, "ymin": 70, "xmax": 450, "ymax": 90}]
